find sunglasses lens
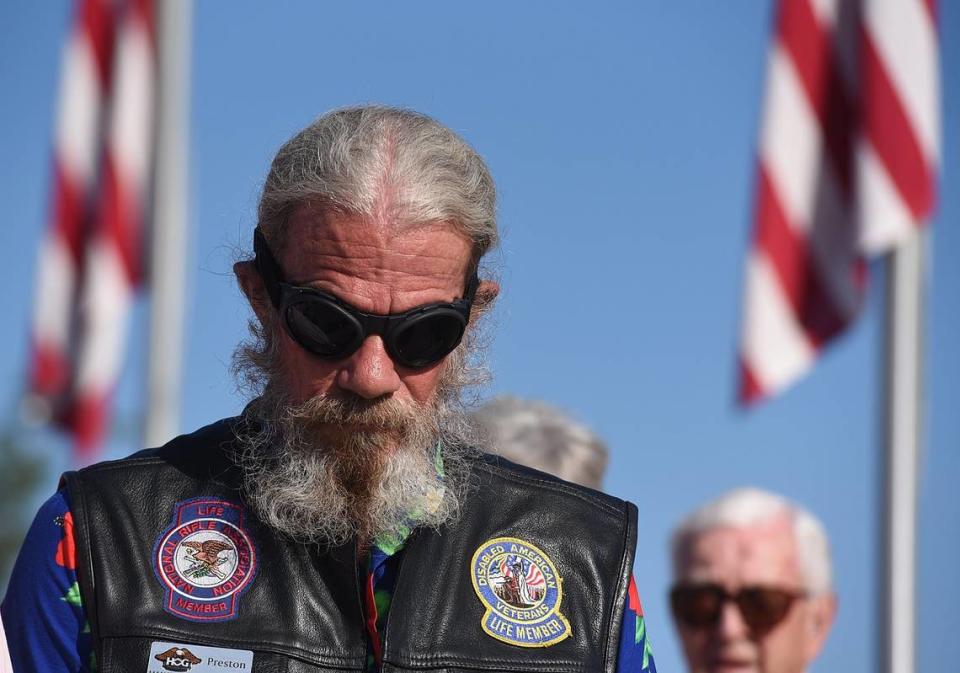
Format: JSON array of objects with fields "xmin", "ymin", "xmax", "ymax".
[
  {"xmin": 285, "ymin": 300, "xmax": 361, "ymax": 358},
  {"xmin": 670, "ymin": 585, "xmax": 724, "ymax": 628},
  {"xmin": 737, "ymin": 588, "xmax": 797, "ymax": 633},
  {"xmin": 391, "ymin": 310, "xmax": 467, "ymax": 368}
]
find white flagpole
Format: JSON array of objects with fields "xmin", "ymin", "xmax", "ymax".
[
  {"xmin": 880, "ymin": 229, "xmax": 927, "ymax": 673},
  {"xmin": 145, "ymin": 0, "xmax": 192, "ymax": 447}
]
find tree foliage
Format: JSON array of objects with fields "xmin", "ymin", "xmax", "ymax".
[{"xmin": 0, "ymin": 427, "xmax": 47, "ymax": 585}]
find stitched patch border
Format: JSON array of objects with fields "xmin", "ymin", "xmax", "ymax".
[
  {"xmin": 153, "ymin": 498, "xmax": 257, "ymax": 622},
  {"xmin": 470, "ymin": 536, "xmax": 571, "ymax": 647}
]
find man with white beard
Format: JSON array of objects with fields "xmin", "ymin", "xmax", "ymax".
[{"xmin": 3, "ymin": 106, "xmax": 656, "ymax": 673}]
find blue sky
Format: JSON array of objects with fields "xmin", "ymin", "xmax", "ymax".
[{"xmin": 1, "ymin": 2, "xmax": 958, "ymax": 671}]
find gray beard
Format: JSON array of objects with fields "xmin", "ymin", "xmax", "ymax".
[{"xmin": 229, "ymin": 314, "xmax": 489, "ymax": 547}]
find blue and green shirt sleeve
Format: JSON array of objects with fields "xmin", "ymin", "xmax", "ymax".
[
  {"xmin": 616, "ymin": 576, "xmax": 657, "ymax": 673},
  {"xmin": 1, "ymin": 490, "xmax": 94, "ymax": 673}
]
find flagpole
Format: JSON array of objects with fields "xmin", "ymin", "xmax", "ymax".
[
  {"xmin": 880, "ymin": 230, "xmax": 927, "ymax": 673},
  {"xmin": 145, "ymin": 0, "xmax": 192, "ymax": 447}
]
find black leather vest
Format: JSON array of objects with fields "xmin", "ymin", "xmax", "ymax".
[{"xmin": 63, "ymin": 418, "xmax": 637, "ymax": 673}]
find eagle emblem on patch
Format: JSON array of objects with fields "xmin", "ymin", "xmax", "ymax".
[
  {"xmin": 153, "ymin": 498, "xmax": 257, "ymax": 622},
  {"xmin": 470, "ymin": 536, "xmax": 571, "ymax": 647}
]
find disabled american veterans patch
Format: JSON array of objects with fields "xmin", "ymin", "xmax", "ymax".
[
  {"xmin": 470, "ymin": 537, "xmax": 571, "ymax": 647},
  {"xmin": 153, "ymin": 498, "xmax": 257, "ymax": 622}
]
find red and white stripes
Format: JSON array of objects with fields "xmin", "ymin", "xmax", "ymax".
[
  {"xmin": 739, "ymin": 0, "xmax": 939, "ymax": 403},
  {"xmin": 27, "ymin": 0, "xmax": 156, "ymax": 458},
  {"xmin": 29, "ymin": 0, "xmax": 116, "ymax": 413}
]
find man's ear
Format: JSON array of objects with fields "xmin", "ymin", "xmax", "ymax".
[
  {"xmin": 803, "ymin": 592, "xmax": 837, "ymax": 663},
  {"xmin": 234, "ymin": 260, "xmax": 272, "ymax": 325},
  {"xmin": 472, "ymin": 279, "xmax": 500, "ymax": 317}
]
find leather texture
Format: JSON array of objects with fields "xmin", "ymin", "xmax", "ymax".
[{"xmin": 63, "ymin": 417, "xmax": 638, "ymax": 673}]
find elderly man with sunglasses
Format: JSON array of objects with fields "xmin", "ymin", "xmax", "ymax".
[
  {"xmin": 669, "ymin": 488, "xmax": 837, "ymax": 673},
  {"xmin": 3, "ymin": 106, "xmax": 656, "ymax": 673}
]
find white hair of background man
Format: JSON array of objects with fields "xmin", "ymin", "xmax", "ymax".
[
  {"xmin": 670, "ymin": 487, "xmax": 833, "ymax": 596},
  {"xmin": 470, "ymin": 395, "xmax": 609, "ymax": 489}
]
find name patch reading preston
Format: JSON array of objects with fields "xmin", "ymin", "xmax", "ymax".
[
  {"xmin": 153, "ymin": 498, "xmax": 257, "ymax": 622},
  {"xmin": 470, "ymin": 536, "xmax": 571, "ymax": 647},
  {"xmin": 147, "ymin": 641, "xmax": 253, "ymax": 673}
]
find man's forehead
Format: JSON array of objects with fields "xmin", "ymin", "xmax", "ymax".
[
  {"xmin": 678, "ymin": 517, "xmax": 803, "ymax": 587},
  {"xmin": 279, "ymin": 204, "xmax": 473, "ymax": 281}
]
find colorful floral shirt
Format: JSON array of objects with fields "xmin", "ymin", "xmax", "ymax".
[{"xmin": 2, "ymin": 491, "xmax": 656, "ymax": 673}]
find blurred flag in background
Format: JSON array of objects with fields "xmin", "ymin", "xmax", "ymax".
[
  {"xmin": 26, "ymin": 0, "xmax": 156, "ymax": 459},
  {"xmin": 739, "ymin": 0, "xmax": 939, "ymax": 403}
]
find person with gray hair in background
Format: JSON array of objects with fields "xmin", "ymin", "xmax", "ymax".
[
  {"xmin": 4, "ymin": 105, "xmax": 656, "ymax": 673},
  {"xmin": 669, "ymin": 488, "xmax": 836, "ymax": 673},
  {"xmin": 471, "ymin": 395, "xmax": 609, "ymax": 489}
]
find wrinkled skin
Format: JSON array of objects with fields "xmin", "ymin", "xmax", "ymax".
[
  {"xmin": 673, "ymin": 517, "xmax": 836, "ymax": 673},
  {"xmin": 235, "ymin": 204, "xmax": 499, "ymax": 422}
]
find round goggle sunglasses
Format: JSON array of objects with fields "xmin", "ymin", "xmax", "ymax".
[
  {"xmin": 253, "ymin": 227, "xmax": 479, "ymax": 369},
  {"xmin": 669, "ymin": 583, "xmax": 806, "ymax": 635}
]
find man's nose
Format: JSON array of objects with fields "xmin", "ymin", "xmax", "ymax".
[
  {"xmin": 336, "ymin": 335, "xmax": 402, "ymax": 399},
  {"xmin": 716, "ymin": 600, "xmax": 750, "ymax": 640}
]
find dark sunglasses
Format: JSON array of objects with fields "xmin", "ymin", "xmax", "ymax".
[
  {"xmin": 253, "ymin": 227, "xmax": 479, "ymax": 369},
  {"xmin": 669, "ymin": 583, "xmax": 806, "ymax": 635}
]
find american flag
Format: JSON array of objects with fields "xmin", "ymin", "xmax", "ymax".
[
  {"xmin": 27, "ymin": 0, "xmax": 156, "ymax": 458},
  {"xmin": 739, "ymin": 0, "xmax": 939, "ymax": 402},
  {"xmin": 500, "ymin": 556, "xmax": 546, "ymax": 589}
]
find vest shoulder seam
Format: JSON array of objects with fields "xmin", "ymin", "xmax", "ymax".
[
  {"xmin": 602, "ymin": 501, "xmax": 637, "ymax": 670},
  {"xmin": 78, "ymin": 456, "xmax": 168, "ymax": 474},
  {"xmin": 475, "ymin": 461, "xmax": 624, "ymax": 517}
]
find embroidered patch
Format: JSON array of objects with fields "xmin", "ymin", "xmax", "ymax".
[
  {"xmin": 147, "ymin": 641, "xmax": 253, "ymax": 672},
  {"xmin": 153, "ymin": 498, "xmax": 257, "ymax": 622},
  {"xmin": 470, "ymin": 536, "xmax": 571, "ymax": 647}
]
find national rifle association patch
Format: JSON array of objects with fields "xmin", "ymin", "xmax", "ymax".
[
  {"xmin": 153, "ymin": 498, "xmax": 257, "ymax": 622},
  {"xmin": 470, "ymin": 536, "xmax": 571, "ymax": 647}
]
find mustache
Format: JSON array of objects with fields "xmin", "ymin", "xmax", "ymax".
[{"xmin": 279, "ymin": 392, "xmax": 426, "ymax": 434}]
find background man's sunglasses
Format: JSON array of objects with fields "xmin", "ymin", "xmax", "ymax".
[
  {"xmin": 669, "ymin": 583, "xmax": 806, "ymax": 634},
  {"xmin": 253, "ymin": 227, "xmax": 478, "ymax": 369}
]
